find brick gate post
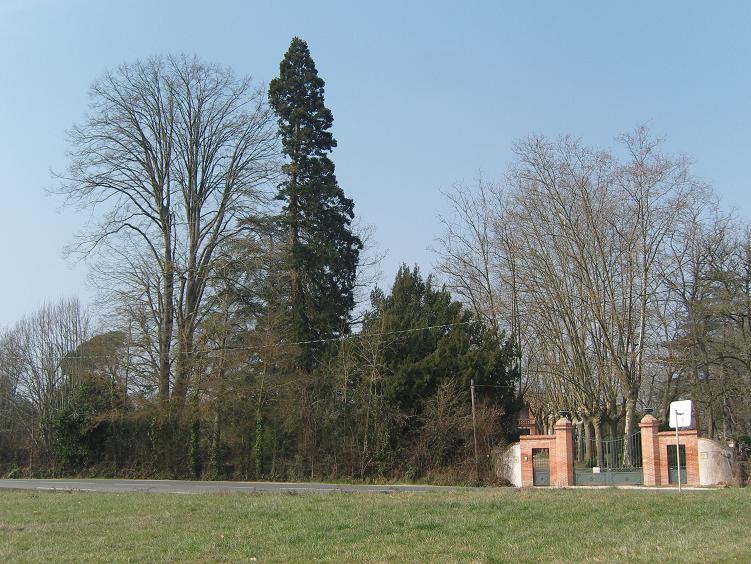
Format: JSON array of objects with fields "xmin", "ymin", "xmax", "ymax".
[
  {"xmin": 639, "ymin": 414, "xmax": 661, "ymax": 486},
  {"xmin": 554, "ymin": 417, "xmax": 574, "ymax": 487}
]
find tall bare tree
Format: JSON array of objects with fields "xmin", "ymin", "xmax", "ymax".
[{"xmin": 57, "ymin": 55, "xmax": 278, "ymax": 407}]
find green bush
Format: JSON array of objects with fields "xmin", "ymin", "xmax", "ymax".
[{"xmin": 52, "ymin": 376, "xmax": 123, "ymax": 471}]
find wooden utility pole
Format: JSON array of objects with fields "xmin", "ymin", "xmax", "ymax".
[
  {"xmin": 471, "ymin": 379, "xmax": 480, "ymax": 483},
  {"xmin": 124, "ymin": 321, "xmax": 132, "ymax": 400}
]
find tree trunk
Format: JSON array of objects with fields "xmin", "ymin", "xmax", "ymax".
[
  {"xmin": 622, "ymin": 392, "xmax": 638, "ymax": 467},
  {"xmin": 609, "ymin": 416, "xmax": 618, "ymax": 439},
  {"xmin": 189, "ymin": 417, "xmax": 201, "ymax": 479},
  {"xmin": 159, "ymin": 254, "xmax": 175, "ymax": 405},
  {"xmin": 593, "ymin": 416, "xmax": 604, "ymax": 468},
  {"xmin": 360, "ymin": 384, "xmax": 372, "ymax": 480},
  {"xmin": 210, "ymin": 410, "xmax": 221, "ymax": 480},
  {"xmin": 172, "ymin": 323, "xmax": 195, "ymax": 407},
  {"xmin": 253, "ymin": 410, "xmax": 264, "ymax": 479}
]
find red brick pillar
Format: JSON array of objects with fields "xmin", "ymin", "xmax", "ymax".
[
  {"xmin": 683, "ymin": 430, "xmax": 700, "ymax": 486},
  {"xmin": 639, "ymin": 415, "xmax": 661, "ymax": 486},
  {"xmin": 554, "ymin": 417, "xmax": 574, "ymax": 487}
]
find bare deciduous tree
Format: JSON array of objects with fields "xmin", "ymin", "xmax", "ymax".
[
  {"xmin": 57, "ymin": 55, "xmax": 278, "ymax": 407},
  {"xmin": 437, "ymin": 127, "xmax": 713, "ymax": 465},
  {"xmin": 6, "ymin": 298, "xmax": 90, "ymax": 461}
]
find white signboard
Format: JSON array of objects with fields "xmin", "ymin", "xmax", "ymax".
[{"xmin": 669, "ymin": 400, "xmax": 693, "ymax": 429}]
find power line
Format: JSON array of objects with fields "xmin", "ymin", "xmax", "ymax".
[{"xmin": 1, "ymin": 319, "xmax": 482, "ymax": 361}]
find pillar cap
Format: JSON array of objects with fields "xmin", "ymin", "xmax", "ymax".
[
  {"xmin": 554, "ymin": 417, "xmax": 572, "ymax": 429},
  {"xmin": 639, "ymin": 414, "xmax": 659, "ymax": 427}
]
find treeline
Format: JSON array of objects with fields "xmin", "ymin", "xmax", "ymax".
[
  {"xmin": 0, "ymin": 270, "xmax": 518, "ymax": 482},
  {"xmin": 1, "ymin": 38, "xmax": 749, "ymax": 482},
  {"xmin": 0, "ymin": 39, "xmax": 518, "ymax": 482}
]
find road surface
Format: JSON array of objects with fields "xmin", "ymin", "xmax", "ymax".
[{"xmin": 0, "ymin": 478, "xmax": 471, "ymax": 495}]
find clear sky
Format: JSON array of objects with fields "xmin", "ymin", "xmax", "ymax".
[{"xmin": 1, "ymin": 0, "xmax": 749, "ymax": 327}]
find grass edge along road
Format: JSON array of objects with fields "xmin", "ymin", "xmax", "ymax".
[{"xmin": 1, "ymin": 488, "xmax": 749, "ymax": 562}]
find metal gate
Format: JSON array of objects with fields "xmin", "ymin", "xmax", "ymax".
[
  {"xmin": 667, "ymin": 445, "xmax": 687, "ymax": 484},
  {"xmin": 574, "ymin": 431, "xmax": 643, "ymax": 485},
  {"xmin": 532, "ymin": 448, "xmax": 550, "ymax": 486}
]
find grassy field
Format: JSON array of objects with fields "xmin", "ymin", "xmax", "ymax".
[{"xmin": 1, "ymin": 488, "xmax": 749, "ymax": 563}]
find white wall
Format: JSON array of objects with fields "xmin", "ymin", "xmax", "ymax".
[
  {"xmin": 698, "ymin": 438, "xmax": 734, "ymax": 486},
  {"xmin": 496, "ymin": 443, "xmax": 522, "ymax": 487}
]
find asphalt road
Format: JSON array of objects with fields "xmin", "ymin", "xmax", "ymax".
[{"xmin": 0, "ymin": 478, "xmax": 470, "ymax": 495}]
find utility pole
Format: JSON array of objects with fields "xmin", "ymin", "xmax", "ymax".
[
  {"xmin": 124, "ymin": 320, "xmax": 132, "ymax": 400},
  {"xmin": 471, "ymin": 379, "xmax": 479, "ymax": 483}
]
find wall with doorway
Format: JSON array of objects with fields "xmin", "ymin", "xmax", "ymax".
[
  {"xmin": 516, "ymin": 418, "xmax": 575, "ymax": 487},
  {"xmin": 656, "ymin": 430, "xmax": 700, "ymax": 486},
  {"xmin": 519, "ymin": 435, "xmax": 556, "ymax": 487},
  {"xmin": 510, "ymin": 415, "xmax": 715, "ymax": 488}
]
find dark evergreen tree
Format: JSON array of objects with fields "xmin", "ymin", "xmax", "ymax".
[
  {"xmin": 365, "ymin": 265, "xmax": 519, "ymax": 417},
  {"xmin": 269, "ymin": 37, "xmax": 362, "ymax": 369},
  {"xmin": 359, "ymin": 265, "xmax": 519, "ymax": 472}
]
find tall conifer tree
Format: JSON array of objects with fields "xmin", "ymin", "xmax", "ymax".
[{"xmin": 269, "ymin": 37, "xmax": 362, "ymax": 369}]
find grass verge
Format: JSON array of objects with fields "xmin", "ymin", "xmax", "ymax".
[{"xmin": 1, "ymin": 488, "xmax": 749, "ymax": 562}]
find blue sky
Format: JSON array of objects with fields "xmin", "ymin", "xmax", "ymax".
[{"xmin": 1, "ymin": 0, "xmax": 749, "ymax": 326}]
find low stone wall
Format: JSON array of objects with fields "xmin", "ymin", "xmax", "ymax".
[{"xmin": 698, "ymin": 438, "xmax": 734, "ymax": 486}]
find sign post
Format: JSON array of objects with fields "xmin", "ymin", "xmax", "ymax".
[
  {"xmin": 675, "ymin": 421, "xmax": 681, "ymax": 492},
  {"xmin": 669, "ymin": 400, "xmax": 693, "ymax": 492}
]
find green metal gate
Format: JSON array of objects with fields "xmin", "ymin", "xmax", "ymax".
[
  {"xmin": 532, "ymin": 448, "xmax": 550, "ymax": 486},
  {"xmin": 574, "ymin": 431, "xmax": 643, "ymax": 486}
]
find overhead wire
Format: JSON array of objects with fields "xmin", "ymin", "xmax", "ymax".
[{"xmin": 1, "ymin": 319, "xmax": 483, "ymax": 361}]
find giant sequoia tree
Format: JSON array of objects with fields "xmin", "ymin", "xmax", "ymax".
[{"xmin": 269, "ymin": 37, "xmax": 362, "ymax": 369}]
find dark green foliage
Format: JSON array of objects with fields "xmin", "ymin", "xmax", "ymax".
[
  {"xmin": 367, "ymin": 265, "xmax": 518, "ymax": 416},
  {"xmin": 52, "ymin": 376, "xmax": 123, "ymax": 471},
  {"xmin": 328, "ymin": 265, "xmax": 520, "ymax": 480},
  {"xmin": 7, "ymin": 272, "xmax": 519, "ymax": 483},
  {"xmin": 269, "ymin": 37, "xmax": 362, "ymax": 368},
  {"xmin": 189, "ymin": 418, "xmax": 202, "ymax": 479}
]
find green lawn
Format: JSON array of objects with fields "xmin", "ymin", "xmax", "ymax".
[{"xmin": 1, "ymin": 488, "xmax": 749, "ymax": 563}]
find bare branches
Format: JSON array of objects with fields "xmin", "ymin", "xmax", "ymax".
[
  {"xmin": 435, "ymin": 127, "xmax": 725, "ymax": 449},
  {"xmin": 4, "ymin": 298, "xmax": 91, "ymax": 456},
  {"xmin": 56, "ymin": 55, "xmax": 279, "ymax": 405}
]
